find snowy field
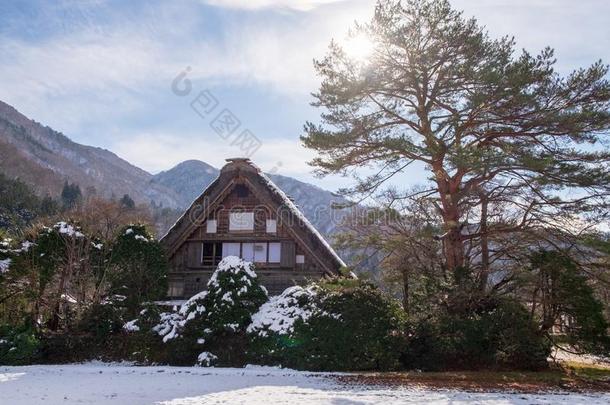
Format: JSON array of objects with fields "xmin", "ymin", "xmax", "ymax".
[{"xmin": 1, "ymin": 363, "xmax": 609, "ymax": 405}]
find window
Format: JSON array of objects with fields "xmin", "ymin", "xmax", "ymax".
[
  {"xmin": 167, "ymin": 281, "xmax": 184, "ymax": 297},
  {"xmin": 242, "ymin": 243, "xmax": 255, "ymax": 262},
  {"xmin": 202, "ymin": 242, "xmax": 222, "ymax": 266},
  {"xmin": 296, "ymin": 255, "xmax": 305, "ymax": 264},
  {"xmin": 206, "ymin": 219, "xmax": 217, "ymax": 233},
  {"xmin": 217, "ymin": 241, "xmax": 282, "ymax": 263},
  {"xmin": 229, "ymin": 212, "xmax": 254, "ymax": 231},
  {"xmin": 268, "ymin": 242, "xmax": 281, "ymax": 263},
  {"xmin": 222, "ymin": 242, "xmax": 241, "ymax": 258},
  {"xmin": 254, "ymin": 242, "xmax": 267, "ymax": 262},
  {"xmin": 266, "ymin": 219, "xmax": 277, "ymax": 234}
]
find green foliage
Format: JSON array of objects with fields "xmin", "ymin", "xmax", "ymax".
[
  {"xmin": 60, "ymin": 181, "xmax": 82, "ymax": 210},
  {"xmin": 530, "ymin": 250, "xmax": 610, "ymax": 354},
  {"xmin": 0, "ymin": 323, "xmax": 41, "ymax": 365},
  {"xmin": 317, "ymin": 276, "xmax": 361, "ymax": 291},
  {"xmin": 120, "ymin": 303, "xmax": 172, "ymax": 365},
  {"xmin": 198, "ymin": 257, "xmax": 268, "ymax": 334},
  {"xmin": 109, "ymin": 225, "xmax": 168, "ymax": 317},
  {"xmin": 292, "ymin": 282, "xmax": 405, "ymax": 371},
  {"xmin": 119, "ymin": 194, "xmax": 135, "ymax": 210},
  {"xmin": 77, "ymin": 301, "xmax": 126, "ymax": 343},
  {"xmin": 40, "ymin": 195, "xmax": 59, "ymax": 217},
  {"xmin": 402, "ymin": 298, "xmax": 551, "ymax": 371},
  {"xmin": 0, "ymin": 173, "xmax": 49, "ymax": 234},
  {"xmin": 247, "ymin": 285, "xmax": 319, "ymax": 366},
  {"xmin": 178, "ymin": 257, "xmax": 268, "ymax": 365},
  {"xmin": 0, "ymin": 221, "xmax": 95, "ymax": 332},
  {"xmin": 251, "ymin": 280, "xmax": 406, "ymax": 371},
  {"xmin": 126, "ymin": 257, "xmax": 268, "ymax": 366},
  {"xmin": 302, "ymin": 0, "xmax": 610, "ymax": 280},
  {"xmin": 32, "ymin": 224, "xmax": 71, "ymax": 287}
]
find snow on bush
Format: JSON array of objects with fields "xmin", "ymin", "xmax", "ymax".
[
  {"xmin": 118, "ymin": 257, "xmax": 270, "ymax": 366},
  {"xmin": 152, "ymin": 311, "xmax": 185, "ymax": 343},
  {"xmin": 179, "ymin": 291, "xmax": 208, "ymax": 323},
  {"xmin": 143, "ymin": 290, "xmax": 208, "ymax": 343},
  {"xmin": 247, "ymin": 286, "xmax": 317, "ymax": 338},
  {"xmin": 101, "ymin": 294, "xmax": 127, "ymax": 305},
  {"xmin": 196, "ymin": 351, "xmax": 218, "ymax": 367},
  {"xmin": 53, "ymin": 221, "xmax": 85, "ymax": 238},
  {"xmin": 192, "ymin": 256, "xmax": 268, "ymax": 334},
  {"xmin": 123, "ymin": 319, "xmax": 140, "ymax": 332},
  {"xmin": 19, "ymin": 241, "xmax": 35, "ymax": 252},
  {"xmin": 145, "ymin": 257, "xmax": 268, "ymax": 346},
  {"xmin": 1, "ymin": 239, "xmax": 35, "ymax": 256},
  {"xmin": 134, "ymin": 234, "xmax": 148, "ymax": 242},
  {"xmin": 0, "ymin": 239, "xmax": 15, "ymax": 274},
  {"xmin": 121, "ymin": 256, "xmax": 269, "ymax": 366},
  {"xmin": 0, "ymin": 258, "xmax": 11, "ymax": 274}
]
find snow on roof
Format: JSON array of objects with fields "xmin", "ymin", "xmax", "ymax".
[
  {"xmin": 257, "ymin": 171, "xmax": 346, "ymax": 268},
  {"xmin": 161, "ymin": 158, "xmax": 346, "ymax": 270},
  {"xmin": 229, "ymin": 159, "xmax": 346, "ymax": 268}
]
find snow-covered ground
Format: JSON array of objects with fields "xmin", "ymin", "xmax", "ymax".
[
  {"xmin": 1, "ymin": 363, "xmax": 609, "ymax": 405},
  {"xmin": 552, "ymin": 347, "xmax": 610, "ymax": 367}
]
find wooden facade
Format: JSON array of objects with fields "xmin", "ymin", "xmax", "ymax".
[{"xmin": 160, "ymin": 158, "xmax": 346, "ymax": 298}]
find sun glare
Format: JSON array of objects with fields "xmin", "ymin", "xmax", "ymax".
[{"xmin": 342, "ymin": 32, "xmax": 374, "ymax": 62}]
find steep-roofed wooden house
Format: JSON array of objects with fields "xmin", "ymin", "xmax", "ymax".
[{"xmin": 160, "ymin": 158, "xmax": 347, "ymax": 298}]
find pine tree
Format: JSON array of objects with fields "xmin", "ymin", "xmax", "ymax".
[
  {"xmin": 60, "ymin": 181, "xmax": 82, "ymax": 210},
  {"xmin": 109, "ymin": 224, "xmax": 167, "ymax": 317},
  {"xmin": 302, "ymin": 0, "xmax": 610, "ymax": 280},
  {"xmin": 40, "ymin": 195, "xmax": 59, "ymax": 216},
  {"xmin": 119, "ymin": 194, "xmax": 135, "ymax": 210},
  {"xmin": 529, "ymin": 250, "xmax": 610, "ymax": 354}
]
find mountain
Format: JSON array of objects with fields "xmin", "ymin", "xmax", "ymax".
[
  {"xmin": 0, "ymin": 101, "xmax": 180, "ymax": 208},
  {"xmin": 151, "ymin": 160, "xmax": 219, "ymax": 208},
  {"xmin": 266, "ymin": 173, "xmax": 350, "ymax": 236},
  {"xmin": 151, "ymin": 160, "xmax": 351, "ymax": 236},
  {"xmin": 0, "ymin": 101, "xmax": 350, "ymax": 236}
]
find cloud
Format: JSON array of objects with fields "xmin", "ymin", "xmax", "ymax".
[
  {"xmin": 0, "ymin": 32, "xmax": 178, "ymax": 135},
  {"xmin": 201, "ymin": 0, "xmax": 347, "ymax": 11},
  {"xmin": 1, "ymin": 0, "xmax": 608, "ymax": 191},
  {"xmin": 112, "ymin": 130, "xmax": 316, "ymax": 178},
  {"xmin": 0, "ymin": 1, "xmax": 372, "ymax": 136},
  {"xmin": 181, "ymin": 2, "xmax": 373, "ymax": 95}
]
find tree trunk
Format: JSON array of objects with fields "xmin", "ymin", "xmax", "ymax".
[
  {"xmin": 402, "ymin": 267, "xmax": 409, "ymax": 314},
  {"xmin": 432, "ymin": 163, "xmax": 466, "ymax": 274},
  {"xmin": 49, "ymin": 238, "xmax": 75, "ymax": 331},
  {"xmin": 478, "ymin": 193, "xmax": 490, "ymax": 291}
]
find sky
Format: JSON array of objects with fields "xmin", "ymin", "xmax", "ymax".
[{"xmin": 0, "ymin": 0, "xmax": 608, "ymax": 192}]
